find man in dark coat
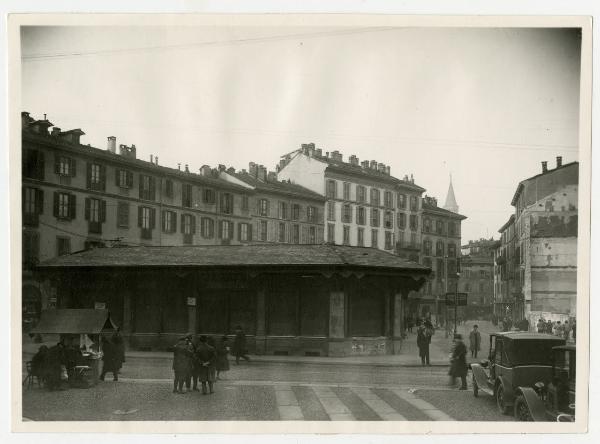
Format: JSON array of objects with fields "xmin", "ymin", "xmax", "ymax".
[
  {"xmin": 449, "ymin": 334, "xmax": 468, "ymax": 390},
  {"xmin": 100, "ymin": 336, "xmax": 120, "ymax": 381},
  {"xmin": 45, "ymin": 342, "xmax": 65, "ymax": 391},
  {"xmin": 112, "ymin": 329, "xmax": 126, "ymax": 372},
  {"xmin": 172, "ymin": 336, "xmax": 192, "ymax": 394},
  {"xmin": 232, "ymin": 325, "xmax": 250, "ymax": 364},
  {"xmin": 416, "ymin": 319, "xmax": 432, "ymax": 366},
  {"xmin": 31, "ymin": 345, "xmax": 49, "ymax": 387},
  {"xmin": 216, "ymin": 336, "xmax": 230, "ymax": 380},
  {"xmin": 469, "ymin": 325, "xmax": 481, "ymax": 358},
  {"xmin": 195, "ymin": 335, "xmax": 217, "ymax": 394}
]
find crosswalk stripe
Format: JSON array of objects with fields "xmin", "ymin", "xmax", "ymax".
[
  {"xmin": 312, "ymin": 386, "xmax": 355, "ymax": 421},
  {"xmin": 391, "ymin": 389, "xmax": 455, "ymax": 421},
  {"xmin": 351, "ymin": 387, "xmax": 407, "ymax": 421},
  {"xmin": 274, "ymin": 385, "xmax": 304, "ymax": 420}
]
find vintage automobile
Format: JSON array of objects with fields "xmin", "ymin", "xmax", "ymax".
[
  {"xmin": 513, "ymin": 345, "xmax": 576, "ymax": 421},
  {"xmin": 471, "ymin": 332, "xmax": 565, "ymax": 415}
]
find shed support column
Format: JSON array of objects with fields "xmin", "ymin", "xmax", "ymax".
[
  {"xmin": 328, "ymin": 290, "xmax": 346, "ymax": 357},
  {"xmin": 255, "ymin": 288, "xmax": 267, "ymax": 355},
  {"xmin": 122, "ymin": 292, "xmax": 132, "ymax": 334},
  {"xmin": 392, "ymin": 292, "xmax": 404, "ymax": 354},
  {"xmin": 187, "ymin": 297, "xmax": 197, "ymax": 335}
]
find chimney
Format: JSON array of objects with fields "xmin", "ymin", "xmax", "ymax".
[
  {"xmin": 325, "ymin": 152, "xmax": 330, "ymax": 159},
  {"xmin": 267, "ymin": 171, "xmax": 277, "ymax": 182},
  {"xmin": 331, "ymin": 150, "xmax": 343, "ymax": 162},
  {"xmin": 155, "ymin": 156, "xmax": 158, "ymax": 165},
  {"xmin": 185, "ymin": 164, "xmax": 189, "ymax": 173},
  {"xmin": 315, "ymin": 148, "xmax": 322, "ymax": 157},
  {"xmin": 279, "ymin": 159, "xmax": 286, "ymax": 169},
  {"xmin": 556, "ymin": 156, "xmax": 563, "ymax": 168},
  {"xmin": 410, "ymin": 174, "xmax": 414, "ymax": 183},
  {"xmin": 361, "ymin": 160, "xmax": 369, "ymax": 169},
  {"xmin": 378, "ymin": 163, "xmax": 386, "ymax": 173},
  {"xmin": 51, "ymin": 127, "xmax": 61, "ymax": 136},
  {"xmin": 227, "ymin": 167, "xmax": 236, "ymax": 174},
  {"xmin": 178, "ymin": 163, "xmax": 181, "ymax": 171},
  {"xmin": 542, "ymin": 161, "xmax": 548, "ymax": 173},
  {"xmin": 249, "ymin": 162, "xmax": 258, "ymax": 178},
  {"xmin": 150, "ymin": 154, "xmax": 154, "ymax": 164},
  {"xmin": 370, "ymin": 160, "xmax": 377, "ymax": 169},
  {"xmin": 385, "ymin": 166, "xmax": 391, "ymax": 175},
  {"xmin": 257, "ymin": 165, "xmax": 267, "ymax": 182},
  {"xmin": 218, "ymin": 164, "xmax": 226, "ymax": 172},
  {"xmin": 200, "ymin": 165, "xmax": 211, "ymax": 176},
  {"xmin": 349, "ymin": 155, "xmax": 359, "ymax": 166},
  {"xmin": 130, "ymin": 144, "xmax": 136, "ymax": 159},
  {"xmin": 107, "ymin": 136, "xmax": 117, "ymax": 153}
]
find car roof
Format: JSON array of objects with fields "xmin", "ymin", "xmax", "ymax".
[{"xmin": 490, "ymin": 331, "xmax": 565, "ymax": 341}]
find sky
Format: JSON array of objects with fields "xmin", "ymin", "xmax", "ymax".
[{"xmin": 20, "ymin": 26, "xmax": 582, "ymax": 243}]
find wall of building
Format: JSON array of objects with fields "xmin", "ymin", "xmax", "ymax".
[{"xmin": 278, "ymin": 152, "xmax": 328, "ymax": 195}]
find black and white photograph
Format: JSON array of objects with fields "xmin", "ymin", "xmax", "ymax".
[{"xmin": 9, "ymin": 13, "xmax": 591, "ymax": 434}]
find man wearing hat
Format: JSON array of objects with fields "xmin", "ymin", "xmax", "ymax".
[
  {"xmin": 172, "ymin": 336, "xmax": 192, "ymax": 394},
  {"xmin": 448, "ymin": 333, "xmax": 468, "ymax": 390},
  {"xmin": 194, "ymin": 335, "xmax": 217, "ymax": 395}
]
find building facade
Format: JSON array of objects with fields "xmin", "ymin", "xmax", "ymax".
[
  {"xmin": 276, "ymin": 143, "xmax": 425, "ymax": 254},
  {"xmin": 21, "ymin": 112, "xmax": 323, "ymax": 327},
  {"xmin": 413, "ymin": 195, "xmax": 466, "ymax": 325},
  {"xmin": 459, "ymin": 239, "xmax": 497, "ymax": 320},
  {"xmin": 493, "ymin": 158, "xmax": 579, "ymax": 327}
]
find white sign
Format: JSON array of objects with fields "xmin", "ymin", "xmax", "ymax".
[{"xmin": 187, "ymin": 297, "xmax": 196, "ymax": 306}]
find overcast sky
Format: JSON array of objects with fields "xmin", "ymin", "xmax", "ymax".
[{"xmin": 21, "ymin": 26, "xmax": 582, "ymax": 243}]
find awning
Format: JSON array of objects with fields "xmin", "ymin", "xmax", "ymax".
[{"xmin": 30, "ymin": 309, "xmax": 117, "ymax": 334}]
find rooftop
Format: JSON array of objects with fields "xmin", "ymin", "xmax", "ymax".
[
  {"xmin": 38, "ymin": 244, "xmax": 431, "ymax": 273},
  {"xmin": 234, "ymin": 171, "xmax": 325, "ymax": 201},
  {"xmin": 421, "ymin": 201, "xmax": 467, "ymax": 220}
]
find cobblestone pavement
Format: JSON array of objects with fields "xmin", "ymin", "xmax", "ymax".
[{"xmin": 22, "ymin": 364, "xmax": 508, "ymax": 422}]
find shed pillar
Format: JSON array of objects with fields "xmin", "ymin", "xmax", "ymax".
[
  {"xmin": 255, "ymin": 288, "xmax": 267, "ymax": 355},
  {"xmin": 122, "ymin": 291, "xmax": 132, "ymax": 334},
  {"xmin": 392, "ymin": 292, "xmax": 404, "ymax": 354},
  {"xmin": 328, "ymin": 290, "xmax": 346, "ymax": 356},
  {"xmin": 187, "ymin": 297, "xmax": 197, "ymax": 335}
]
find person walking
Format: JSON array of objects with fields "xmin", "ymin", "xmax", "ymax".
[
  {"xmin": 469, "ymin": 325, "xmax": 481, "ymax": 358},
  {"xmin": 195, "ymin": 335, "xmax": 216, "ymax": 395},
  {"xmin": 216, "ymin": 335, "xmax": 230, "ymax": 380},
  {"xmin": 545, "ymin": 319, "xmax": 554, "ymax": 334},
  {"xmin": 233, "ymin": 325, "xmax": 250, "ymax": 364},
  {"xmin": 449, "ymin": 334, "xmax": 468, "ymax": 390},
  {"xmin": 100, "ymin": 336, "xmax": 121, "ymax": 381},
  {"xmin": 112, "ymin": 328, "xmax": 125, "ymax": 375},
  {"xmin": 416, "ymin": 319, "xmax": 432, "ymax": 366},
  {"xmin": 172, "ymin": 336, "xmax": 192, "ymax": 394}
]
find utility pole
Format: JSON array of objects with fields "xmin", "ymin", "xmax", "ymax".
[{"xmin": 454, "ymin": 256, "xmax": 461, "ymax": 335}]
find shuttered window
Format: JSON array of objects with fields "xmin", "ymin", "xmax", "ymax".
[
  {"xmin": 86, "ymin": 162, "xmax": 106, "ymax": 191},
  {"xmin": 23, "ymin": 149, "xmax": 45, "ymax": 181},
  {"xmin": 116, "ymin": 169, "xmax": 133, "ymax": 188},
  {"xmin": 55, "ymin": 155, "xmax": 76, "ymax": 177},
  {"xmin": 139, "ymin": 175, "xmax": 156, "ymax": 201},
  {"xmin": 117, "ymin": 202, "xmax": 129, "ymax": 228}
]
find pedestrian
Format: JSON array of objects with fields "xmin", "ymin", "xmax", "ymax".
[
  {"xmin": 216, "ymin": 335, "xmax": 230, "ymax": 380},
  {"xmin": 172, "ymin": 336, "xmax": 192, "ymax": 394},
  {"xmin": 195, "ymin": 335, "xmax": 216, "ymax": 395},
  {"xmin": 537, "ymin": 318, "xmax": 545, "ymax": 333},
  {"xmin": 112, "ymin": 328, "xmax": 126, "ymax": 374},
  {"xmin": 100, "ymin": 336, "xmax": 121, "ymax": 381},
  {"xmin": 449, "ymin": 334, "xmax": 468, "ymax": 390},
  {"xmin": 469, "ymin": 325, "xmax": 481, "ymax": 358},
  {"xmin": 545, "ymin": 320, "xmax": 554, "ymax": 334},
  {"xmin": 233, "ymin": 325, "xmax": 250, "ymax": 364},
  {"xmin": 184, "ymin": 335, "xmax": 198, "ymax": 392},
  {"xmin": 554, "ymin": 321, "xmax": 563, "ymax": 337},
  {"xmin": 416, "ymin": 319, "xmax": 432, "ymax": 366},
  {"xmin": 572, "ymin": 319, "xmax": 576, "ymax": 341},
  {"xmin": 45, "ymin": 342, "xmax": 65, "ymax": 391}
]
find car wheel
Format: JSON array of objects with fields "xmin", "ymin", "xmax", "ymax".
[
  {"xmin": 514, "ymin": 395, "xmax": 533, "ymax": 421},
  {"xmin": 473, "ymin": 376, "xmax": 479, "ymax": 397},
  {"xmin": 496, "ymin": 385, "xmax": 510, "ymax": 415}
]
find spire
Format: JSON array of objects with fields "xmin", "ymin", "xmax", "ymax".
[{"xmin": 443, "ymin": 174, "xmax": 459, "ymax": 213}]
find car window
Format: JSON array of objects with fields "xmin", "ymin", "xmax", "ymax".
[
  {"xmin": 489, "ymin": 335, "xmax": 496, "ymax": 360},
  {"xmin": 495, "ymin": 339, "xmax": 503, "ymax": 365}
]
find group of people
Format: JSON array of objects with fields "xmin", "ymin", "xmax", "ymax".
[
  {"xmin": 171, "ymin": 325, "xmax": 250, "ymax": 395},
  {"xmin": 536, "ymin": 318, "xmax": 576, "ymax": 341}
]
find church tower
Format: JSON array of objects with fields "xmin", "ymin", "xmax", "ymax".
[{"xmin": 443, "ymin": 175, "xmax": 459, "ymax": 214}]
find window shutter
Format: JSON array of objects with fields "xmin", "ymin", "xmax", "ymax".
[
  {"xmin": 209, "ymin": 219, "xmax": 215, "ymax": 238},
  {"xmin": 100, "ymin": 200, "xmax": 106, "ymax": 223},
  {"xmin": 138, "ymin": 206, "xmax": 143, "ymax": 227},
  {"xmin": 139, "ymin": 175, "xmax": 144, "ymax": 199},
  {"xmin": 85, "ymin": 198, "xmax": 91, "ymax": 220},
  {"xmin": 36, "ymin": 189, "xmax": 44, "ymax": 215},
  {"xmin": 237, "ymin": 223, "xmax": 242, "ymax": 240},
  {"xmin": 180, "ymin": 214, "xmax": 185, "ymax": 232},
  {"xmin": 150, "ymin": 177, "xmax": 156, "ymax": 200},
  {"xmin": 266, "ymin": 200, "xmax": 270, "ymax": 217},
  {"xmin": 161, "ymin": 211, "xmax": 166, "ymax": 231},
  {"xmin": 70, "ymin": 158, "xmax": 76, "ymax": 177},
  {"xmin": 53, "ymin": 192, "xmax": 59, "ymax": 217},
  {"xmin": 86, "ymin": 163, "xmax": 92, "ymax": 189},
  {"xmin": 228, "ymin": 221, "xmax": 234, "ymax": 239},
  {"xmin": 115, "ymin": 169, "xmax": 121, "ymax": 187},
  {"xmin": 69, "ymin": 194, "xmax": 76, "ymax": 220},
  {"xmin": 127, "ymin": 171, "xmax": 133, "ymax": 188},
  {"xmin": 217, "ymin": 221, "xmax": 223, "ymax": 239},
  {"xmin": 248, "ymin": 224, "xmax": 253, "ymax": 241},
  {"xmin": 172, "ymin": 212, "xmax": 177, "ymax": 233},
  {"xmin": 54, "ymin": 155, "xmax": 61, "ymax": 174},
  {"xmin": 99, "ymin": 164, "xmax": 106, "ymax": 190},
  {"xmin": 191, "ymin": 216, "xmax": 196, "ymax": 234},
  {"xmin": 37, "ymin": 151, "xmax": 45, "ymax": 180},
  {"xmin": 150, "ymin": 208, "xmax": 156, "ymax": 229}
]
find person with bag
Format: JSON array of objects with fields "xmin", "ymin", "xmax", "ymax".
[{"xmin": 448, "ymin": 334, "xmax": 468, "ymax": 390}]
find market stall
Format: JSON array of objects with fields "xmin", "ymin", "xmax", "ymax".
[{"xmin": 30, "ymin": 309, "xmax": 118, "ymax": 387}]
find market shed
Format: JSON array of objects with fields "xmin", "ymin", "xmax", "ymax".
[{"xmin": 37, "ymin": 244, "xmax": 430, "ymax": 356}]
